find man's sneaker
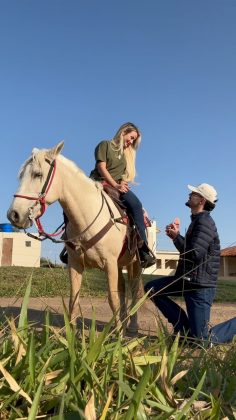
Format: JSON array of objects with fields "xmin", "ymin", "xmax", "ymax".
[{"xmin": 59, "ymin": 247, "xmax": 68, "ymax": 264}]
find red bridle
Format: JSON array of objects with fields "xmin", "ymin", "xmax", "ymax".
[{"xmin": 14, "ymin": 159, "xmax": 64, "ymax": 237}]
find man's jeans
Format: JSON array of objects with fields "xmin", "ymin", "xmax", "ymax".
[
  {"xmin": 120, "ymin": 190, "xmax": 146, "ymax": 242},
  {"xmin": 144, "ymin": 276, "xmax": 215, "ymax": 340},
  {"xmin": 145, "ymin": 276, "xmax": 236, "ymax": 344},
  {"xmin": 210, "ymin": 317, "xmax": 236, "ymax": 343}
]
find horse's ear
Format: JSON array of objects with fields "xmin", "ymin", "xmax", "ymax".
[
  {"xmin": 48, "ymin": 141, "xmax": 64, "ymax": 159},
  {"xmin": 32, "ymin": 147, "xmax": 39, "ymax": 154}
]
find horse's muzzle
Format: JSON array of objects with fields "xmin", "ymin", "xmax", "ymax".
[{"xmin": 7, "ymin": 208, "xmax": 32, "ymax": 229}]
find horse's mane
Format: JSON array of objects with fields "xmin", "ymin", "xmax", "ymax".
[
  {"xmin": 18, "ymin": 148, "xmax": 97, "ymax": 187},
  {"xmin": 19, "ymin": 156, "xmax": 33, "ymax": 179},
  {"xmin": 57, "ymin": 154, "xmax": 85, "ymax": 176}
]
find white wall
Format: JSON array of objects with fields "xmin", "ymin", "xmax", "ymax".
[
  {"xmin": 143, "ymin": 250, "xmax": 179, "ymax": 275},
  {"xmin": 0, "ymin": 232, "xmax": 41, "ymax": 267}
]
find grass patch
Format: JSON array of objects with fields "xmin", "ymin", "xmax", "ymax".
[
  {"xmin": 0, "ymin": 267, "xmax": 236, "ymax": 302},
  {"xmin": 0, "ymin": 266, "xmax": 107, "ymax": 298},
  {"xmin": 0, "ymin": 276, "xmax": 236, "ymax": 419}
]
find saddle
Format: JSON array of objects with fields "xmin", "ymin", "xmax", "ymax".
[
  {"xmin": 102, "ymin": 183, "xmax": 121, "ymax": 203},
  {"xmin": 101, "ymin": 182, "xmax": 152, "ymax": 259},
  {"xmin": 60, "ymin": 183, "xmax": 154, "ymax": 265},
  {"xmin": 101, "ymin": 181, "xmax": 152, "ymax": 227}
]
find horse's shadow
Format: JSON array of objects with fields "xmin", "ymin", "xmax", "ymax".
[{"xmin": 0, "ymin": 306, "xmax": 108, "ymax": 332}]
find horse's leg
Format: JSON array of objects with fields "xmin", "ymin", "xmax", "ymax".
[
  {"xmin": 68, "ymin": 259, "xmax": 83, "ymax": 325},
  {"xmin": 118, "ymin": 267, "xmax": 127, "ymax": 329},
  {"xmin": 106, "ymin": 263, "xmax": 125, "ymax": 332},
  {"xmin": 127, "ymin": 261, "xmax": 144, "ymax": 334}
]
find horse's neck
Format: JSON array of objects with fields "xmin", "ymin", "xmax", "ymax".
[{"xmin": 57, "ymin": 158, "xmax": 104, "ymax": 230}]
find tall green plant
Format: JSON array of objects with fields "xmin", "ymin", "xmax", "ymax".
[{"xmin": 0, "ymin": 275, "xmax": 236, "ymax": 419}]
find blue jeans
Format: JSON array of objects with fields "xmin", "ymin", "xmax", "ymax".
[
  {"xmin": 210, "ymin": 317, "xmax": 236, "ymax": 343},
  {"xmin": 120, "ymin": 190, "xmax": 146, "ymax": 243},
  {"xmin": 144, "ymin": 276, "xmax": 215, "ymax": 340}
]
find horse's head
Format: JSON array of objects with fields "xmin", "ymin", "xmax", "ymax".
[{"xmin": 7, "ymin": 141, "xmax": 64, "ymax": 229}]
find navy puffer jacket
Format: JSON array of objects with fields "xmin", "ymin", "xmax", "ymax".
[{"xmin": 173, "ymin": 211, "xmax": 220, "ymax": 287}]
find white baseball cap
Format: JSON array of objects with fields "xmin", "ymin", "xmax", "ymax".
[{"xmin": 188, "ymin": 183, "xmax": 218, "ymax": 204}]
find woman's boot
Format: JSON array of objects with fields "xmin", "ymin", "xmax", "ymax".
[
  {"xmin": 59, "ymin": 247, "xmax": 68, "ymax": 264},
  {"xmin": 138, "ymin": 243, "xmax": 156, "ymax": 268}
]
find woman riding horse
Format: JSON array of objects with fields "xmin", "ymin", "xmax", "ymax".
[
  {"xmin": 90, "ymin": 122, "xmax": 156, "ymax": 268},
  {"xmin": 61, "ymin": 122, "xmax": 156, "ymax": 268}
]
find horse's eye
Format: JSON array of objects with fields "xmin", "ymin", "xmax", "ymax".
[{"xmin": 33, "ymin": 172, "xmax": 43, "ymax": 179}]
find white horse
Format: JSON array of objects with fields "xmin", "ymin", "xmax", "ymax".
[{"xmin": 7, "ymin": 142, "xmax": 144, "ymax": 333}]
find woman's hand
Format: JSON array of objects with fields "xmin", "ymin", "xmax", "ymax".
[
  {"xmin": 97, "ymin": 162, "xmax": 129, "ymax": 193},
  {"xmin": 117, "ymin": 180, "xmax": 129, "ymax": 193}
]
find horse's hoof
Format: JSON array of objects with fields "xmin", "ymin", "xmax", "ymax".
[{"xmin": 126, "ymin": 326, "xmax": 139, "ymax": 337}]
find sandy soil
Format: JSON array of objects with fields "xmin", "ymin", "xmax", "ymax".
[{"xmin": 0, "ymin": 296, "xmax": 235, "ymax": 335}]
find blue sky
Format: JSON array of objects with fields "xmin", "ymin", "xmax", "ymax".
[{"xmin": 1, "ymin": 1, "xmax": 236, "ymax": 262}]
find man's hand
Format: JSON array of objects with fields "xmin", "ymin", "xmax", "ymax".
[{"xmin": 165, "ymin": 223, "xmax": 179, "ymax": 240}]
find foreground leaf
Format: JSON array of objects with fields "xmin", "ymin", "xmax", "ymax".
[
  {"xmin": 124, "ymin": 364, "xmax": 151, "ymax": 420},
  {"xmin": 84, "ymin": 390, "xmax": 96, "ymax": 420},
  {"xmin": 0, "ymin": 361, "xmax": 32, "ymax": 404}
]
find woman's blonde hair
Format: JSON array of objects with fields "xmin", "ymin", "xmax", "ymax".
[{"xmin": 111, "ymin": 122, "xmax": 141, "ymax": 182}]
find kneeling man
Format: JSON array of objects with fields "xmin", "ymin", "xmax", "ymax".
[{"xmin": 145, "ymin": 183, "xmax": 220, "ymax": 341}]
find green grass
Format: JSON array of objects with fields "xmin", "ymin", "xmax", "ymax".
[
  {"xmin": 0, "ymin": 266, "xmax": 107, "ymax": 298},
  {"xmin": 0, "ymin": 276, "xmax": 236, "ymax": 419},
  {"xmin": 0, "ymin": 266, "xmax": 235, "ymax": 301}
]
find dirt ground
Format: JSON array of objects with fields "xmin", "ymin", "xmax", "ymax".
[{"xmin": 0, "ymin": 296, "xmax": 235, "ymax": 334}]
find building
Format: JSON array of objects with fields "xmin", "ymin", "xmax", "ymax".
[
  {"xmin": 144, "ymin": 249, "xmax": 179, "ymax": 275},
  {"xmin": 144, "ymin": 220, "xmax": 179, "ymax": 275},
  {"xmin": 0, "ymin": 225, "xmax": 41, "ymax": 267},
  {"xmin": 219, "ymin": 246, "xmax": 236, "ymax": 279}
]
